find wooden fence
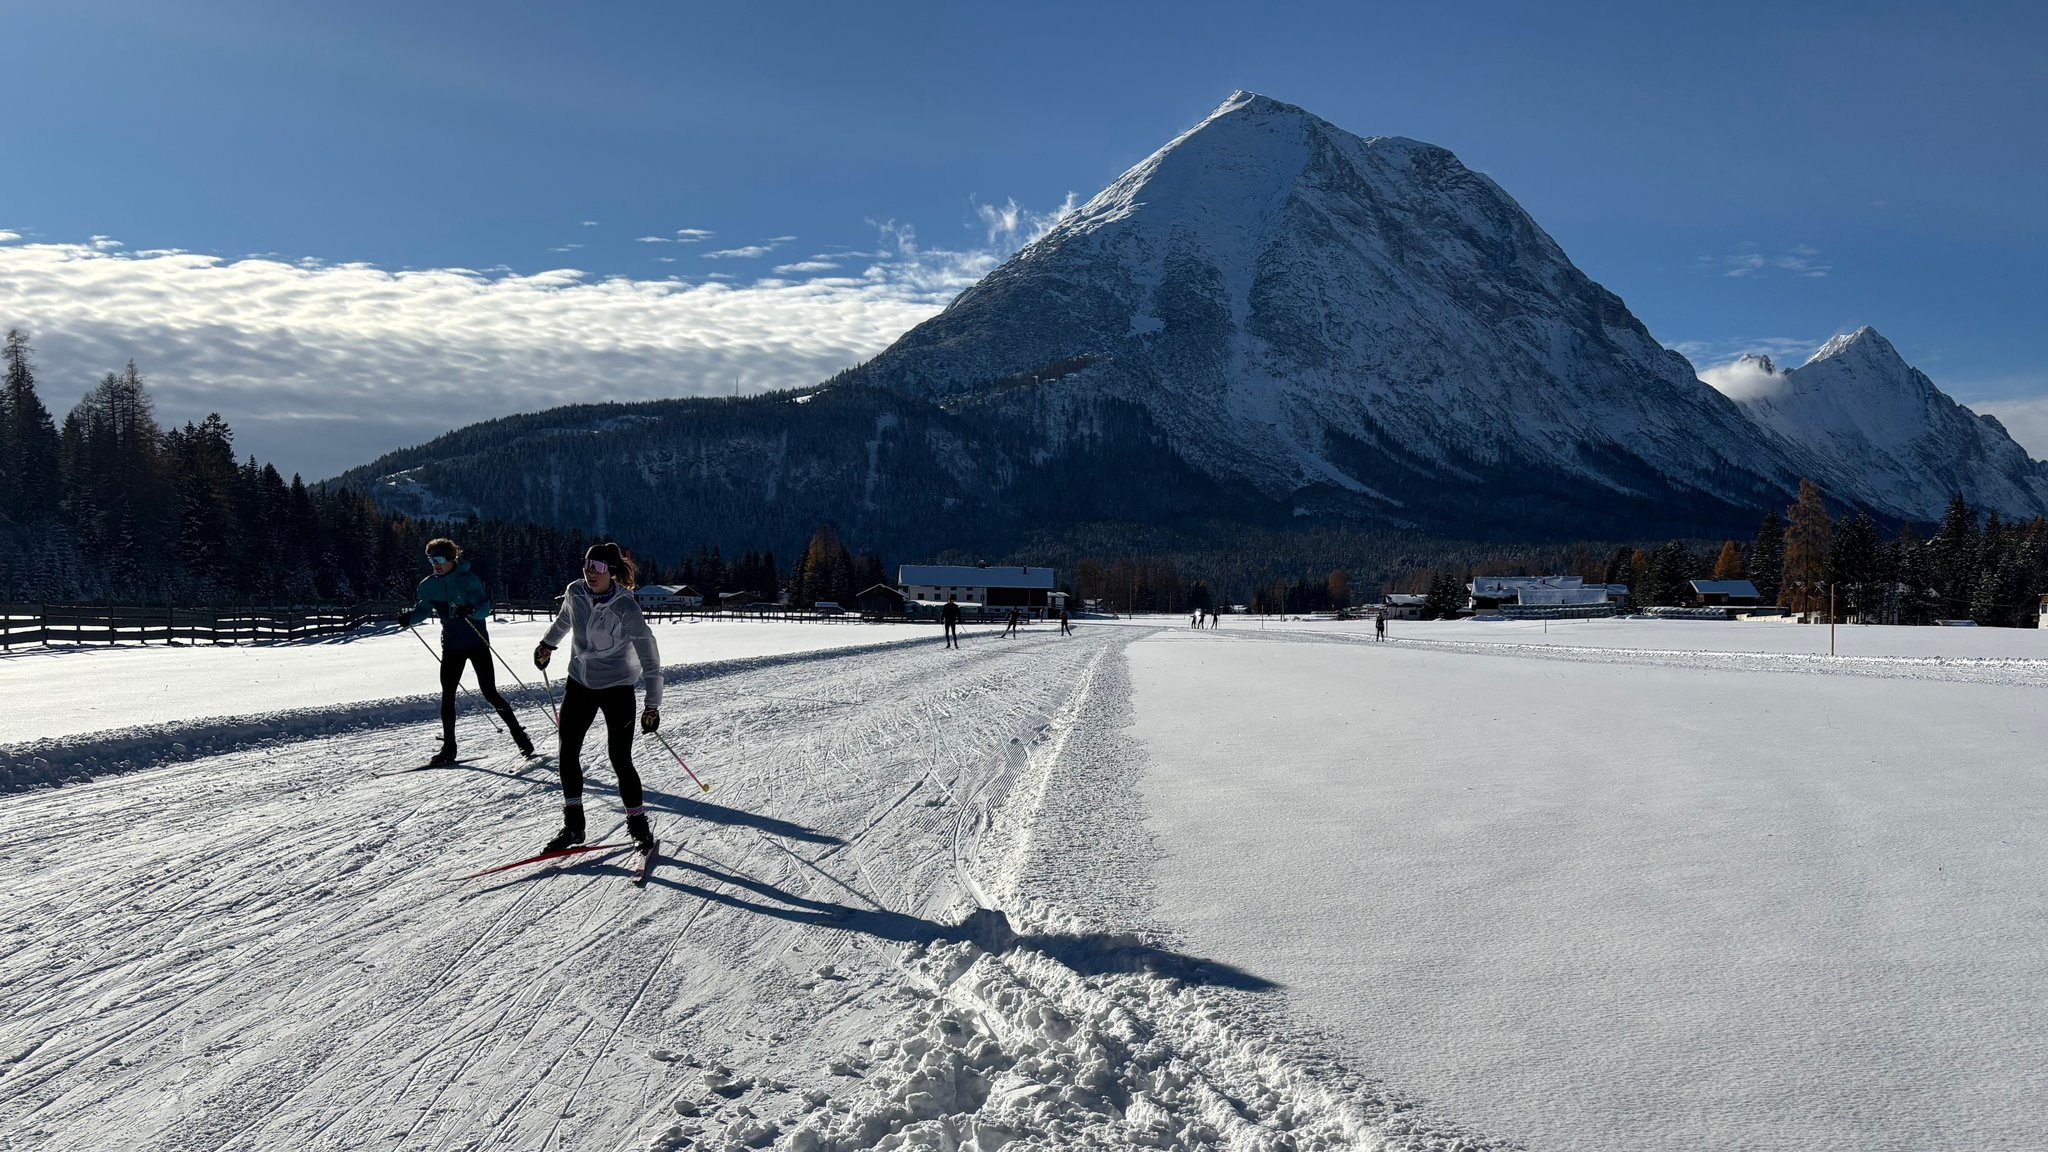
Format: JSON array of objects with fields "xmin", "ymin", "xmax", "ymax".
[{"xmin": 0, "ymin": 603, "xmax": 397, "ymax": 649}]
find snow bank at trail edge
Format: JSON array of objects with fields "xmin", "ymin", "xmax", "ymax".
[
  {"xmin": 661, "ymin": 643, "xmax": 1508, "ymax": 1152},
  {"xmin": 0, "ymin": 636, "xmax": 925, "ymax": 792}
]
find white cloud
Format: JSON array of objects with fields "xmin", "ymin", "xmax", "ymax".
[
  {"xmin": 0, "ymin": 231, "xmax": 22, "ymax": 243},
  {"xmin": 547, "ymin": 243, "xmax": 585, "ymax": 252},
  {"xmin": 581, "ymin": 220, "xmax": 599, "ymax": 227},
  {"xmin": 635, "ymin": 236, "xmax": 673, "ymax": 244},
  {"xmin": 675, "ymin": 229, "xmax": 714, "ymax": 240},
  {"xmin": 0, "ymin": 207, "xmax": 1056, "ymax": 479},
  {"xmin": 704, "ymin": 245, "xmax": 775, "ymax": 259},
  {"xmin": 1698, "ymin": 356, "xmax": 1794, "ymax": 403},
  {"xmin": 89, "ymin": 235, "xmax": 124, "ymax": 251},
  {"xmin": 773, "ymin": 260, "xmax": 840, "ymax": 274},
  {"xmin": 1696, "ymin": 243, "xmax": 1830, "ymax": 280}
]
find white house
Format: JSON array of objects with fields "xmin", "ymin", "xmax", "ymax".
[
  {"xmin": 898, "ymin": 564, "xmax": 1057, "ymax": 616},
  {"xmin": 1468, "ymin": 576, "xmax": 1628, "ymax": 611},
  {"xmin": 1382, "ymin": 593, "xmax": 1428, "ymax": 620},
  {"xmin": 634, "ymin": 584, "xmax": 704, "ymax": 609}
]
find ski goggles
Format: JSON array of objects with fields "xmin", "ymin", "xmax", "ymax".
[
  {"xmin": 426, "ymin": 554, "xmax": 454, "ymax": 568},
  {"xmin": 583, "ymin": 559, "xmax": 610, "ymax": 575}
]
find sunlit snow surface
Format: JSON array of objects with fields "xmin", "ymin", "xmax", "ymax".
[{"xmin": 2, "ymin": 615, "xmax": 2043, "ymax": 1150}]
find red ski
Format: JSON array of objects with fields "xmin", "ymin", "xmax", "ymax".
[{"xmin": 451, "ymin": 842, "xmax": 628, "ymax": 881}]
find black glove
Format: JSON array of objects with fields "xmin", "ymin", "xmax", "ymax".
[
  {"xmin": 641, "ymin": 707, "xmax": 660, "ymax": 734},
  {"xmin": 394, "ymin": 611, "xmax": 413, "ymax": 630},
  {"xmin": 534, "ymin": 644, "xmax": 553, "ymax": 669},
  {"xmin": 453, "ymin": 603, "xmax": 473, "ymax": 619}
]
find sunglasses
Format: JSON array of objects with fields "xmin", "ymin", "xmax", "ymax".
[
  {"xmin": 583, "ymin": 559, "xmax": 609, "ymax": 575},
  {"xmin": 427, "ymin": 555, "xmax": 453, "ymax": 567}
]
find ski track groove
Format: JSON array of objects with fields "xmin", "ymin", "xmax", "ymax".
[{"xmin": 0, "ymin": 630, "xmax": 1116, "ymax": 1151}]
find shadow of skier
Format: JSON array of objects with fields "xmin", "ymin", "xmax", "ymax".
[{"xmin": 646, "ymin": 853, "xmax": 1279, "ymax": 992}]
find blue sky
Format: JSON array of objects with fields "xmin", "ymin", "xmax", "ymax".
[{"xmin": 3, "ymin": 0, "xmax": 2044, "ymax": 478}]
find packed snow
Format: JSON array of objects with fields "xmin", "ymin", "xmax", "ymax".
[{"xmin": 3, "ymin": 614, "xmax": 2043, "ymax": 1149}]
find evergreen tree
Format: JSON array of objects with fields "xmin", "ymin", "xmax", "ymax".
[
  {"xmin": 3, "ymin": 330, "xmax": 64, "ymax": 521},
  {"xmin": 1892, "ymin": 522, "xmax": 1939, "ymax": 626},
  {"xmin": 1749, "ymin": 507, "xmax": 1784, "ymax": 605},
  {"xmin": 1828, "ymin": 510, "xmax": 1881, "ymax": 622},
  {"xmin": 1929, "ymin": 494, "xmax": 1978, "ymax": 621}
]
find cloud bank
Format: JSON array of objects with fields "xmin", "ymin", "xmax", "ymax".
[{"xmin": 0, "ymin": 201, "xmax": 1073, "ymax": 480}]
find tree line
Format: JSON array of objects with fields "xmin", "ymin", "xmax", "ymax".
[{"xmin": 2, "ymin": 332, "xmax": 689, "ymax": 605}]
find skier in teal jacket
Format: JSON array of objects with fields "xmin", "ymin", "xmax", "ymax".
[{"xmin": 397, "ymin": 537, "xmax": 533, "ymax": 763}]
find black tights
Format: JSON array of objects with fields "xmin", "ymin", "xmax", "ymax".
[
  {"xmin": 440, "ymin": 647, "xmax": 514, "ymax": 741},
  {"xmin": 558, "ymin": 677, "xmax": 643, "ymax": 813}
]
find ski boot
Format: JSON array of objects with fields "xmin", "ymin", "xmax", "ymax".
[
  {"xmin": 544, "ymin": 803, "xmax": 586, "ymax": 853},
  {"xmin": 627, "ymin": 809, "xmax": 655, "ymax": 854},
  {"xmin": 429, "ymin": 739, "xmax": 458, "ymax": 766},
  {"xmin": 509, "ymin": 722, "xmax": 535, "ymax": 757}
]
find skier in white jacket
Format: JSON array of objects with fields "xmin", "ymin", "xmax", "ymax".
[{"xmin": 533, "ymin": 542, "xmax": 663, "ymax": 854}]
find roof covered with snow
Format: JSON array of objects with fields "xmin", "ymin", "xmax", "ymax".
[
  {"xmin": 899, "ymin": 565, "xmax": 1055, "ymax": 590},
  {"xmin": 1689, "ymin": 580, "xmax": 1761, "ymax": 597}
]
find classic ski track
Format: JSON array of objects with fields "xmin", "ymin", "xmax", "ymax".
[{"xmin": 0, "ymin": 628, "xmax": 1114, "ymax": 1150}]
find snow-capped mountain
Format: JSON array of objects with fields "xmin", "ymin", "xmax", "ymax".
[
  {"xmin": 339, "ymin": 92, "xmax": 2047, "ymax": 555},
  {"xmin": 1714, "ymin": 328, "xmax": 2048, "ymax": 522},
  {"xmin": 838, "ymin": 90, "xmax": 1797, "ymax": 533}
]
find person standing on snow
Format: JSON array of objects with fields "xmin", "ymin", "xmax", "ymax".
[
  {"xmin": 533, "ymin": 542, "xmax": 663, "ymax": 855},
  {"xmin": 1058, "ymin": 606, "xmax": 1073, "ymax": 636},
  {"xmin": 941, "ymin": 595, "xmax": 962, "ymax": 649},
  {"xmin": 397, "ymin": 537, "xmax": 533, "ymax": 765}
]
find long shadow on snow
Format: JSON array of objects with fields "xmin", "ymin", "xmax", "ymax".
[
  {"xmin": 642, "ymin": 853, "xmax": 1278, "ymax": 993},
  {"xmin": 567, "ymin": 780, "xmax": 846, "ymax": 846}
]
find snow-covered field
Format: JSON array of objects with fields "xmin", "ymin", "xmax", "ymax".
[{"xmin": 3, "ymin": 617, "xmax": 2043, "ymax": 1150}]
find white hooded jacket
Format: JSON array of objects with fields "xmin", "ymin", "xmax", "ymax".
[{"xmin": 542, "ymin": 581, "xmax": 663, "ymax": 707}]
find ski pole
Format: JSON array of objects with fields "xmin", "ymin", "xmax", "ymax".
[
  {"xmin": 647, "ymin": 728, "xmax": 711, "ymax": 793},
  {"xmin": 465, "ymin": 616, "xmax": 558, "ymax": 729},
  {"xmin": 540, "ymin": 664, "xmax": 563, "ymax": 727},
  {"xmin": 404, "ymin": 623, "xmax": 504, "ymax": 733}
]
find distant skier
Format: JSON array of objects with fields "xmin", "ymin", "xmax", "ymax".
[
  {"xmin": 533, "ymin": 542, "xmax": 662, "ymax": 855},
  {"xmin": 942, "ymin": 595, "xmax": 962, "ymax": 648},
  {"xmin": 1375, "ymin": 612, "xmax": 1387, "ymax": 641},
  {"xmin": 397, "ymin": 538, "xmax": 532, "ymax": 765},
  {"xmin": 1058, "ymin": 606, "xmax": 1073, "ymax": 636},
  {"xmin": 1003, "ymin": 607, "xmax": 1021, "ymax": 638}
]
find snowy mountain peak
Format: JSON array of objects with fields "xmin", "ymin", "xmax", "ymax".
[
  {"xmin": 1804, "ymin": 325, "xmax": 1905, "ymax": 372},
  {"xmin": 1736, "ymin": 353, "xmax": 1781, "ymax": 376},
  {"xmin": 1725, "ymin": 330, "xmax": 2048, "ymax": 519},
  {"xmin": 846, "ymin": 91, "xmax": 1800, "ymax": 534}
]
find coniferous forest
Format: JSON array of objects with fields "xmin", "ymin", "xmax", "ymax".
[
  {"xmin": 5, "ymin": 326, "xmax": 2045, "ymax": 623},
  {"xmin": 0, "ymin": 331, "xmax": 603, "ymax": 605}
]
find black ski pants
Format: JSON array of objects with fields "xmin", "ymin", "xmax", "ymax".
[
  {"xmin": 558, "ymin": 677, "xmax": 644, "ymax": 812},
  {"xmin": 440, "ymin": 647, "xmax": 514, "ymax": 741}
]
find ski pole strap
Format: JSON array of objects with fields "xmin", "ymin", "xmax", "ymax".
[{"xmin": 625, "ymin": 805, "xmax": 645, "ymax": 816}]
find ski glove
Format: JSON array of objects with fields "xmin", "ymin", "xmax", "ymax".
[
  {"xmin": 641, "ymin": 707, "xmax": 660, "ymax": 734},
  {"xmin": 395, "ymin": 611, "xmax": 413, "ymax": 629},
  {"xmin": 533, "ymin": 643, "xmax": 553, "ymax": 669},
  {"xmin": 453, "ymin": 603, "xmax": 473, "ymax": 618}
]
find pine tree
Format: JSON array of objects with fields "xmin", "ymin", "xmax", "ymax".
[
  {"xmin": 1929, "ymin": 494, "xmax": 1978, "ymax": 621},
  {"xmin": 1780, "ymin": 480, "xmax": 1831, "ymax": 616},
  {"xmin": 3, "ymin": 330, "xmax": 63, "ymax": 523},
  {"xmin": 1749, "ymin": 507, "xmax": 1784, "ymax": 605},
  {"xmin": 1827, "ymin": 510, "xmax": 1880, "ymax": 622}
]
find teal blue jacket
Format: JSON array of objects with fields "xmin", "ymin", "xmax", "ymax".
[{"xmin": 403, "ymin": 559, "xmax": 494, "ymax": 651}]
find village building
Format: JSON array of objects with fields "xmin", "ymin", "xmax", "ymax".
[
  {"xmin": 1382, "ymin": 593, "xmax": 1428, "ymax": 620},
  {"xmin": 1689, "ymin": 579, "xmax": 1762, "ymax": 607},
  {"xmin": 633, "ymin": 584, "xmax": 704, "ymax": 610},
  {"xmin": 1468, "ymin": 576, "xmax": 1628, "ymax": 615},
  {"xmin": 898, "ymin": 564, "xmax": 1059, "ymax": 619}
]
